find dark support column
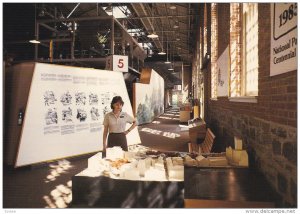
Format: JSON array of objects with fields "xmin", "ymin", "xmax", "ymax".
[
  {"xmin": 130, "ymin": 43, "xmax": 133, "ymax": 67},
  {"xmin": 34, "ymin": 24, "xmax": 39, "ymax": 61},
  {"xmin": 121, "ymin": 26, "xmax": 126, "ymax": 56},
  {"xmin": 111, "ymin": 17, "xmax": 114, "ymax": 55},
  {"xmin": 71, "ymin": 21, "xmax": 75, "ymax": 59}
]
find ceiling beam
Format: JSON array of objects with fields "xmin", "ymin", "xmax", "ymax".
[
  {"xmin": 37, "ymin": 15, "xmax": 112, "ymax": 24},
  {"xmin": 37, "ymin": 57, "xmax": 106, "ymax": 63},
  {"xmin": 125, "ymin": 15, "xmax": 194, "ymax": 19}
]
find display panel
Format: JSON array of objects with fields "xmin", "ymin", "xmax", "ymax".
[
  {"xmin": 270, "ymin": 3, "xmax": 297, "ymax": 76},
  {"xmin": 134, "ymin": 69, "xmax": 164, "ymax": 125},
  {"xmin": 16, "ymin": 63, "xmax": 140, "ymax": 167}
]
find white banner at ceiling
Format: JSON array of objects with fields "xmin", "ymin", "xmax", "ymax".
[
  {"xmin": 270, "ymin": 3, "xmax": 297, "ymax": 76},
  {"xmin": 16, "ymin": 63, "xmax": 140, "ymax": 167}
]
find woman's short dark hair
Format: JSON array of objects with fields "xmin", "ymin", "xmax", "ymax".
[{"xmin": 111, "ymin": 96, "xmax": 124, "ymax": 109}]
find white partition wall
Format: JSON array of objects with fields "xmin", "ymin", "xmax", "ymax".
[{"xmin": 15, "ymin": 63, "xmax": 140, "ymax": 167}]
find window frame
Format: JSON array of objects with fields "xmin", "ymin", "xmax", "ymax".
[
  {"xmin": 241, "ymin": 3, "xmax": 259, "ymax": 97},
  {"xmin": 229, "ymin": 3, "xmax": 258, "ymax": 102}
]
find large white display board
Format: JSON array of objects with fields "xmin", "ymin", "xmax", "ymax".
[
  {"xmin": 217, "ymin": 46, "xmax": 229, "ymax": 97},
  {"xmin": 270, "ymin": 3, "xmax": 297, "ymax": 76},
  {"xmin": 16, "ymin": 63, "xmax": 140, "ymax": 167},
  {"xmin": 134, "ymin": 69, "xmax": 164, "ymax": 125}
]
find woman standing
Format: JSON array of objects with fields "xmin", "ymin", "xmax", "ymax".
[{"xmin": 103, "ymin": 96, "xmax": 136, "ymax": 152}]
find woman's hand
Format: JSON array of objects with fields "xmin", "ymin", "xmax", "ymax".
[{"xmin": 124, "ymin": 121, "xmax": 136, "ymax": 135}]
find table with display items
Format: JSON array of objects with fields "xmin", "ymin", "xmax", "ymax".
[
  {"xmin": 71, "ymin": 148, "xmax": 277, "ymax": 208},
  {"xmin": 71, "ymin": 150, "xmax": 185, "ymax": 208}
]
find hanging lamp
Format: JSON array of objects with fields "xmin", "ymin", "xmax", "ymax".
[
  {"xmin": 173, "ymin": 20, "xmax": 179, "ymax": 29},
  {"xmin": 169, "ymin": 5, "xmax": 176, "ymax": 10},
  {"xmin": 165, "ymin": 39, "xmax": 171, "ymax": 64},
  {"xmin": 147, "ymin": 4, "xmax": 158, "ymax": 39},
  {"xmin": 147, "ymin": 33, "xmax": 158, "ymax": 39},
  {"xmin": 29, "ymin": 4, "xmax": 40, "ymax": 44},
  {"xmin": 158, "ymin": 29, "xmax": 166, "ymax": 55},
  {"xmin": 168, "ymin": 51, "xmax": 174, "ymax": 70}
]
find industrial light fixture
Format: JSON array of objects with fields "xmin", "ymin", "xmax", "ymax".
[
  {"xmin": 173, "ymin": 20, "xmax": 179, "ymax": 29},
  {"xmin": 29, "ymin": 39, "xmax": 41, "ymax": 44},
  {"xmin": 147, "ymin": 33, "xmax": 158, "ymax": 39},
  {"xmin": 147, "ymin": 4, "xmax": 158, "ymax": 39},
  {"xmin": 158, "ymin": 30, "xmax": 166, "ymax": 55},
  {"xmin": 169, "ymin": 5, "xmax": 176, "ymax": 10},
  {"xmin": 165, "ymin": 39, "xmax": 171, "ymax": 64},
  {"xmin": 29, "ymin": 4, "xmax": 40, "ymax": 44},
  {"xmin": 168, "ymin": 51, "xmax": 175, "ymax": 70}
]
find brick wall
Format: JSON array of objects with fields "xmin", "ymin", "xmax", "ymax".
[
  {"xmin": 203, "ymin": 3, "xmax": 297, "ymax": 207},
  {"xmin": 217, "ymin": 4, "xmax": 230, "ymax": 57}
]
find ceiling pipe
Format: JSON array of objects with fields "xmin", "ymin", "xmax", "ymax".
[{"xmin": 67, "ymin": 3, "xmax": 80, "ymax": 18}]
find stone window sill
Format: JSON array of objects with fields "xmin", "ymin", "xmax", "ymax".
[{"xmin": 229, "ymin": 96, "xmax": 257, "ymax": 103}]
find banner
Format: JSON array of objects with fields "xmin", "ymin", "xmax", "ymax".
[
  {"xmin": 270, "ymin": 3, "xmax": 297, "ymax": 76},
  {"xmin": 16, "ymin": 63, "xmax": 140, "ymax": 167},
  {"xmin": 217, "ymin": 46, "xmax": 229, "ymax": 97}
]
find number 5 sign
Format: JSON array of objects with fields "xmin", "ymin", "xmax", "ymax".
[{"xmin": 105, "ymin": 55, "xmax": 128, "ymax": 72}]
